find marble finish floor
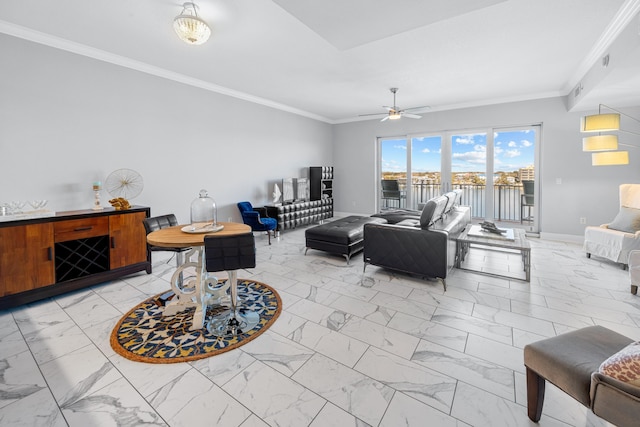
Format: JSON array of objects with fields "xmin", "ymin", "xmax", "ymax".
[{"xmin": 1, "ymin": 220, "xmax": 638, "ymax": 426}]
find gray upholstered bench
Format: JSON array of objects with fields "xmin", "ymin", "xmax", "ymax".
[
  {"xmin": 524, "ymin": 325, "xmax": 640, "ymax": 426},
  {"xmin": 305, "ymin": 216, "xmax": 387, "ymax": 263}
]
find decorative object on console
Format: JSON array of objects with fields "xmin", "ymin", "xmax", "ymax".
[
  {"xmin": 282, "ymin": 178, "xmax": 295, "ymax": 203},
  {"xmin": 108, "ymin": 197, "xmax": 131, "ymax": 210},
  {"xmin": 272, "ymin": 183, "xmax": 282, "ymax": 204},
  {"xmin": 191, "ymin": 189, "xmax": 217, "ymax": 226},
  {"xmin": 92, "ymin": 181, "xmax": 103, "ymax": 210},
  {"xmin": 0, "ymin": 200, "xmax": 54, "ymax": 222},
  {"xmin": 296, "ymin": 178, "xmax": 309, "ymax": 201},
  {"xmin": 105, "ymin": 168, "xmax": 143, "ymax": 209},
  {"xmin": 173, "ymin": 2, "xmax": 211, "ymax": 45}
]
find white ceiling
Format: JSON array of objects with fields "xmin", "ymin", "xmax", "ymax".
[{"xmin": 1, "ymin": 0, "xmax": 639, "ymax": 123}]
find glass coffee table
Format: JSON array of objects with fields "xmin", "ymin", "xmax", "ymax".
[{"xmin": 456, "ymin": 224, "xmax": 531, "ymax": 282}]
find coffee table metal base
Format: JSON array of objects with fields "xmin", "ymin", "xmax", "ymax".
[{"xmin": 456, "ymin": 225, "xmax": 531, "ymax": 282}]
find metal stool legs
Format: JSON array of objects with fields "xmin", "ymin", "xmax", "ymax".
[{"xmin": 206, "ymin": 269, "xmax": 259, "ymax": 337}]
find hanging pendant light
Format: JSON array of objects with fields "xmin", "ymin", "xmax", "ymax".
[
  {"xmin": 592, "ymin": 151, "xmax": 629, "ymax": 166},
  {"xmin": 582, "ymin": 135, "xmax": 618, "ymax": 152},
  {"xmin": 173, "ymin": 2, "xmax": 211, "ymax": 45},
  {"xmin": 580, "ymin": 113, "xmax": 620, "ymax": 132}
]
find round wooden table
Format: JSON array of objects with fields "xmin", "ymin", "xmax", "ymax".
[
  {"xmin": 147, "ymin": 222, "xmax": 251, "ymax": 248},
  {"xmin": 147, "ymin": 222, "xmax": 252, "ymax": 330}
]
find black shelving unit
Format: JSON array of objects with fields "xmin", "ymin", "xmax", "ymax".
[{"xmin": 310, "ymin": 166, "xmax": 333, "ymax": 201}]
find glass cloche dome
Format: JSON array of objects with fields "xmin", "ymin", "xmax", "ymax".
[{"xmin": 190, "ymin": 189, "xmax": 217, "ymax": 225}]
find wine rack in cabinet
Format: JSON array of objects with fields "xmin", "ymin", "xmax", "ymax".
[{"xmin": 0, "ymin": 207, "xmax": 150, "ymax": 309}]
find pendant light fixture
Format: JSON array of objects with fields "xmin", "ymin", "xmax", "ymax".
[
  {"xmin": 592, "ymin": 151, "xmax": 629, "ymax": 166},
  {"xmin": 173, "ymin": 2, "xmax": 211, "ymax": 45},
  {"xmin": 580, "ymin": 104, "xmax": 640, "ymax": 166}
]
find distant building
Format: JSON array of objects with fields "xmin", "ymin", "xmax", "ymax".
[{"xmin": 519, "ymin": 166, "xmax": 534, "ymax": 181}]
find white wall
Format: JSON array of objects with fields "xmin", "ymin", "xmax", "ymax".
[
  {"xmin": 0, "ymin": 35, "xmax": 332, "ymax": 223},
  {"xmin": 332, "ymin": 98, "xmax": 640, "ymax": 237},
  {"xmin": 2, "ymin": 33, "xmax": 639, "ymax": 238}
]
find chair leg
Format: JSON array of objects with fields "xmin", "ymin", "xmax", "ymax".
[
  {"xmin": 632, "ymin": 285, "xmax": 638, "ymax": 295},
  {"xmin": 267, "ymin": 230, "xmax": 271, "ymax": 245},
  {"xmin": 526, "ymin": 367, "xmax": 546, "ymax": 422}
]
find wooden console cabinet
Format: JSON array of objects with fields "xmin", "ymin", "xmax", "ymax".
[{"xmin": 0, "ymin": 206, "xmax": 150, "ymax": 309}]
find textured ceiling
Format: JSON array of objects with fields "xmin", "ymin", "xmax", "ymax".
[{"xmin": 0, "ymin": 0, "xmax": 638, "ymax": 123}]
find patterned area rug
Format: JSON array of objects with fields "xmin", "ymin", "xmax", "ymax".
[{"xmin": 110, "ymin": 279, "xmax": 281, "ymax": 363}]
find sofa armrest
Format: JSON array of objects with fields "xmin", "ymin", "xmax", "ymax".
[
  {"xmin": 590, "ymin": 372, "xmax": 640, "ymax": 427},
  {"xmin": 363, "ymin": 223, "xmax": 450, "ymax": 279},
  {"xmin": 254, "ymin": 206, "xmax": 268, "ymax": 217}
]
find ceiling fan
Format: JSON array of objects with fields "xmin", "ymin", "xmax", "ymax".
[{"xmin": 360, "ymin": 88, "xmax": 429, "ymax": 122}]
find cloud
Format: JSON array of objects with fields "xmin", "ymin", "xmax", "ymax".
[
  {"xmin": 455, "ymin": 136, "xmax": 474, "ymax": 144},
  {"xmin": 453, "ymin": 149, "xmax": 486, "ymax": 164},
  {"xmin": 521, "ymin": 140, "xmax": 532, "ymax": 147},
  {"xmin": 495, "ymin": 147, "xmax": 504, "ymax": 154},
  {"xmin": 421, "ymin": 148, "xmax": 431, "ymax": 153},
  {"xmin": 508, "ymin": 141, "xmax": 517, "ymax": 147},
  {"xmin": 393, "ymin": 144, "xmax": 407, "ymax": 150},
  {"xmin": 381, "ymin": 159, "xmax": 405, "ymax": 172},
  {"xmin": 504, "ymin": 149, "xmax": 521, "ymax": 158}
]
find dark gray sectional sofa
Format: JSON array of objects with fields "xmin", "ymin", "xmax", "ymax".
[{"xmin": 364, "ymin": 190, "xmax": 471, "ymax": 290}]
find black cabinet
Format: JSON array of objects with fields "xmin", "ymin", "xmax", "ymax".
[
  {"xmin": 265, "ymin": 199, "xmax": 333, "ymax": 231},
  {"xmin": 310, "ymin": 166, "xmax": 333, "ymax": 201}
]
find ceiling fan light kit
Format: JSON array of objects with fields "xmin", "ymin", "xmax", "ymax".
[
  {"xmin": 174, "ymin": 2, "xmax": 211, "ymax": 45},
  {"xmin": 360, "ymin": 87, "xmax": 427, "ymax": 122}
]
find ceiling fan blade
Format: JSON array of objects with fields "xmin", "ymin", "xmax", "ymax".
[
  {"xmin": 380, "ymin": 115, "xmax": 390, "ymax": 122},
  {"xmin": 358, "ymin": 112, "xmax": 387, "ymax": 117},
  {"xmin": 382, "ymin": 106, "xmax": 395, "ymax": 112},
  {"xmin": 404, "ymin": 105, "xmax": 431, "ymax": 112},
  {"xmin": 402, "ymin": 113, "xmax": 422, "ymax": 119}
]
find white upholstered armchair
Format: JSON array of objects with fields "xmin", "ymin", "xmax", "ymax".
[{"xmin": 584, "ymin": 184, "xmax": 640, "ymax": 268}]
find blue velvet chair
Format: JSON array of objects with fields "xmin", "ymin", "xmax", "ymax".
[{"xmin": 237, "ymin": 201, "xmax": 277, "ymax": 244}]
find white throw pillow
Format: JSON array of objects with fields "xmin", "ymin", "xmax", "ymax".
[
  {"xmin": 598, "ymin": 341, "xmax": 640, "ymax": 386},
  {"xmin": 608, "ymin": 207, "xmax": 640, "ymax": 233}
]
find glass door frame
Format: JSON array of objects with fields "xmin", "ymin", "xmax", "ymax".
[
  {"xmin": 377, "ymin": 124, "xmax": 541, "ymax": 234},
  {"xmin": 492, "ymin": 124, "xmax": 541, "ymax": 233}
]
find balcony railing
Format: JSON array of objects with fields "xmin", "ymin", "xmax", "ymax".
[{"xmin": 388, "ymin": 182, "xmax": 531, "ymax": 222}]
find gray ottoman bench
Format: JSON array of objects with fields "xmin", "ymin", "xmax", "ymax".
[
  {"xmin": 524, "ymin": 325, "xmax": 639, "ymax": 426},
  {"xmin": 305, "ymin": 216, "xmax": 387, "ymax": 263}
]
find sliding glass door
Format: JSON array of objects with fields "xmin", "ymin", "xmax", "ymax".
[
  {"xmin": 379, "ymin": 138, "xmax": 407, "ymax": 209},
  {"xmin": 378, "ymin": 125, "xmax": 540, "ymax": 233},
  {"xmin": 493, "ymin": 127, "xmax": 539, "ymax": 232}
]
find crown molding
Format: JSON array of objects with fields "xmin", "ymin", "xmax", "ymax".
[
  {"xmin": 0, "ymin": 20, "xmax": 333, "ymax": 124},
  {"xmin": 564, "ymin": 0, "xmax": 640, "ymax": 92}
]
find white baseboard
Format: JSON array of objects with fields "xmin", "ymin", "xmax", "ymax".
[{"xmin": 539, "ymin": 232, "xmax": 583, "ymax": 244}]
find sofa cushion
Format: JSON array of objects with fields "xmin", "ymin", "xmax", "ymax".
[
  {"xmin": 599, "ymin": 341, "xmax": 640, "ymax": 386},
  {"xmin": 420, "ymin": 196, "xmax": 448, "ymax": 229},
  {"xmin": 371, "ymin": 208, "xmax": 421, "ymax": 224},
  {"xmin": 608, "ymin": 207, "xmax": 640, "ymax": 233}
]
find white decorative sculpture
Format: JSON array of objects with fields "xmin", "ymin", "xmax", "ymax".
[{"xmin": 272, "ymin": 183, "xmax": 282, "ymax": 204}]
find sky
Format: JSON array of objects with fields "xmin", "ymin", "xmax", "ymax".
[{"xmin": 381, "ymin": 129, "xmax": 536, "ymax": 173}]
